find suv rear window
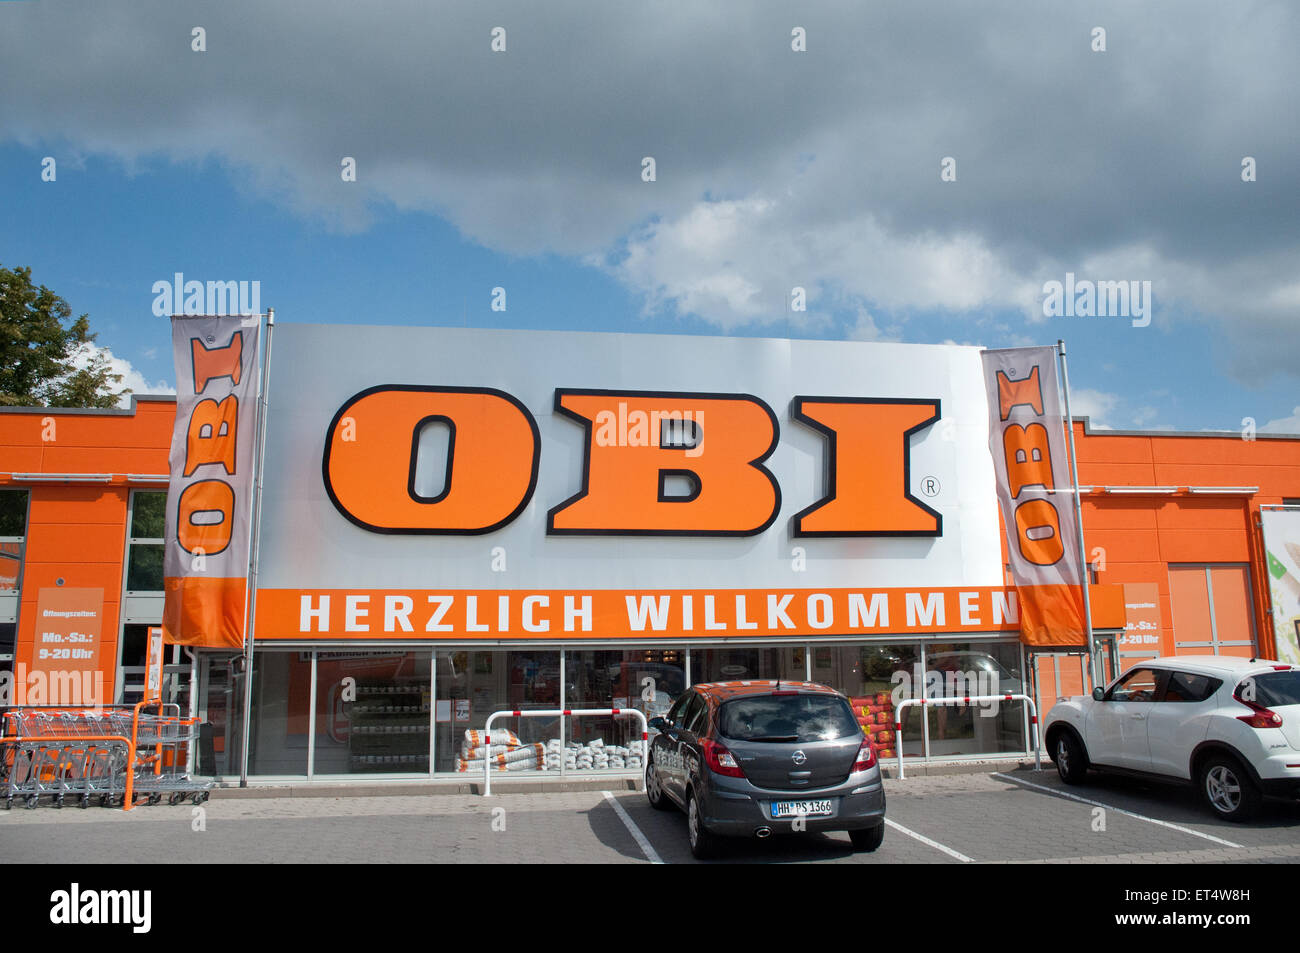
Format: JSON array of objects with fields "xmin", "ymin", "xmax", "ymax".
[
  {"xmin": 1239, "ymin": 671, "xmax": 1300, "ymax": 707},
  {"xmin": 717, "ymin": 694, "xmax": 859, "ymax": 743}
]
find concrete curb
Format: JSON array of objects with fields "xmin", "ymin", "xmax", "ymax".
[
  {"xmin": 205, "ymin": 758, "xmax": 1044, "ymax": 799},
  {"xmin": 880, "ymin": 758, "xmax": 1040, "ymax": 779},
  {"xmin": 208, "ymin": 777, "xmax": 643, "ymax": 799}
]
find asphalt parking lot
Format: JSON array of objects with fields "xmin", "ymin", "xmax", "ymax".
[{"xmin": 3, "ymin": 768, "xmax": 1299, "ymax": 864}]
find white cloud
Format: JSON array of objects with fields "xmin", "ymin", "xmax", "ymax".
[
  {"xmin": 1, "ymin": 0, "xmax": 1297, "ymax": 377},
  {"xmin": 1069, "ymin": 388, "xmax": 1121, "ymax": 430},
  {"xmin": 608, "ymin": 195, "xmax": 1038, "ymax": 330},
  {"xmin": 1262, "ymin": 407, "xmax": 1300, "ymax": 435},
  {"xmin": 67, "ymin": 343, "xmax": 174, "ymax": 409}
]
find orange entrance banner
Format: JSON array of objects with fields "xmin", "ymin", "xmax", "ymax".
[{"xmin": 254, "ymin": 586, "xmax": 1032, "ymax": 641}]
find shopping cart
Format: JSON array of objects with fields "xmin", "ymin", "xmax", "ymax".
[
  {"xmin": 0, "ymin": 708, "xmax": 133, "ymax": 809},
  {"xmin": 129, "ymin": 702, "xmax": 212, "ymax": 806},
  {"xmin": 0, "ymin": 702, "xmax": 211, "ymax": 810}
]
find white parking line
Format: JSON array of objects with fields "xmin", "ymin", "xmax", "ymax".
[
  {"xmin": 992, "ymin": 773, "xmax": 1243, "ymax": 849},
  {"xmin": 602, "ymin": 791, "xmax": 665, "ymax": 864},
  {"xmin": 884, "ymin": 818, "xmax": 974, "ymax": 862}
]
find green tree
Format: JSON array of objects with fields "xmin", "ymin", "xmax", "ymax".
[{"xmin": 0, "ymin": 264, "xmax": 127, "ymax": 408}]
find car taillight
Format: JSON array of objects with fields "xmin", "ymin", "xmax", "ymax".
[
  {"xmin": 1236, "ymin": 697, "xmax": 1284, "ymax": 729},
  {"xmin": 701, "ymin": 739, "xmax": 746, "ymax": 778},
  {"xmin": 852, "ymin": 738, "xmax": 877, "ymax": 772}
]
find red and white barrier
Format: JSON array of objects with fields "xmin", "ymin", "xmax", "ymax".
[
  {"xmin": 891, "ymin": 694, "xmax": 1040, "ymax": 780},
  {"xmin": 481, "ymin": 708, "xmax": 650, "ymax": 796}
]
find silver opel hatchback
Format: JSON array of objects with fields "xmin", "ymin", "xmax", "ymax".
[{"xmin": 646, "ymin": 680, "xmax": 886, "ymax": 859}]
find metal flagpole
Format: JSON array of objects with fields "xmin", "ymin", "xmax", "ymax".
[
  {"xmin": 239, "ymin": 308, "xmax": 275, "ymax": 786},
  {"xmin": 1057, "ymin": 339, "xmax": 1098, "ymax": 690}
]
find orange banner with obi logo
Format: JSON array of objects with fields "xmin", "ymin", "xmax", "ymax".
[
  {"xmin": 162, "ymin": 315, "xmax": 261, "ymax": 648},
  {"xmin": 982, "ymin": 347, "xmax": 1088, "ymax": 646}
]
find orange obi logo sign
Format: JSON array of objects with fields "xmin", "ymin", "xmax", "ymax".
[
  {"xmin": 321, "ymin": 386, "xmax": 942, "ymax": 538},
  {"xmin": 251, "ymin": 327, "xmax": 1008, "ymax": 640}
]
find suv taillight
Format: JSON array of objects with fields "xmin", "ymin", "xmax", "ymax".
[
  {"xmin": 701, "ymin": 739, "xmax": 746, "ymax": 778},
  {"xmin": 1236, "ymin": 697, "xmax": 1284, "ymax": 729},
  {"xmin": 852, "ymin": 738, "xmax": 877, "ymax": 773}
]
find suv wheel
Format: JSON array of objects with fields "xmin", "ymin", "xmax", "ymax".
[
  {"xmin": 1199, "ymin": 755, "xmax": 1262, "ymax": 822},
  {"xmin": 646, "ymin": 761, "xmax": 672, "ymax": 811},
  {"xmin": 686, "ymin": 790, "xmax": 719, "ymax": 860},
  {"xmin": 1054, "ymin": 732, "xmax": 1088, "ymax": 785},
  {"xmin": 849, "ymin": 823, "xmax": 885, "ymax": 852}
]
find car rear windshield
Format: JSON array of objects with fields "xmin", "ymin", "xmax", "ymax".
[
  {"xmin": 717, "ymin": 694, "xmax": 860, "ymax": 743},
  {"xmin": 1240, "ymin": 671, "xmax": 1300, "ymax": 707}
]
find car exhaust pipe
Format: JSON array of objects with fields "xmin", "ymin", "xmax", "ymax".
[{"xmin": 755, "ymin": 826, "xmax": 772, "ymax": 838}]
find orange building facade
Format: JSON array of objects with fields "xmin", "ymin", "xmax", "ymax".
[{"xmin": 1, "ymin": 396, "xmax": 1296, "ymax": 777}]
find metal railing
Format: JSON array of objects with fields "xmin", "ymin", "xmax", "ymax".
[
  {"xmin": 891, "ymin": 693, "xmax": 1040, "ymax": 780},
  {"xmin": 481, "ymin": 707, "xmax": 649, "ymax": 796}
]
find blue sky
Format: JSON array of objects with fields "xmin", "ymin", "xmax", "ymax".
[{"xmin": 1, "ymin": 1, "xmax": 1296, "ymax": 434}]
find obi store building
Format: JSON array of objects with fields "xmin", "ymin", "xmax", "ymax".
[{"xmin": 1, "ymin": 325, "xmax": 1297, "ymax": 784}]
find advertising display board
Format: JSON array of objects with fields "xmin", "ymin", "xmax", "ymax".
[
  {"xmin": 1261, "ymin": 507, "xmax": 1300, "ymax": 665},
  {"xmin": 253, "ymin": 325, "xmax": 1007, "ymax": 642},
  {"xmin": 17, "ymin": 587, "xmax": 106, "ymax": 706},
  {"xmin": 1120, "ymin": 582, "xmax": 1165, "ymax": 657}
]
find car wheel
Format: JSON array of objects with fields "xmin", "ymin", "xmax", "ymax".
[
  {"xmin": 686, "ymin": 790, "xmax": 719, "ymax": 860},
  {"xmin": 1055, "ymin": 732, "xmax": 1088, "ymax": 785},
  {"xmin": 1199, "ymin": 756, "xmax": 1262, "ymax": 822},
  {"xmin": 646, "ymin": 761, "xmax": 672, "ymax": 811},
  {"xmin": 849, "ymin": 823, "xmax": 885, "ymax": 852}
]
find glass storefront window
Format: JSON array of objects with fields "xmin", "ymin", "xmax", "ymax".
[
  {"xmin": 248, "ymin": 651, "xmax": 312, "ymax": 776},
  {"xmin": 0, "ymin": 488, "xmax": 27, "ymax": 594},
  {"xmin": 564, "ymin": 650, "xmax": 685, "ymax": 772},
  {"xmin": 125, "ymin": 491, "xmax": 165, "ymax": 593},
  {"xmin": 434, "ymin": 650, "xmax": 559, "ymax": 775},
  {"xmin": 692, "ymin": 646, "xmax": 805, "ymax": 685},
  {"xmin": 129, "ymin": 491, "xmax": 166, "ymax": 539},
  {"xmin": 315, "ymin": 652, "xmax": 431, "ymax": 774},
  {"xmin": 197, "ymin": 640, "xmax": 1030, "ymax": 779},
  {"xmin": 922, "ymin": 641, "xmax": 1027, "ymax": 757},
  {"xmin": 196, "ymin": 654, "xmax": 241, "ymax": 779},
  {"xmin": 125, "ymin": 544, "xmax": 164, "ymax": 591},
  {"xmin": 0, "ymin": 489, "xmax": 27, "ymax": 537},
  {"xmin": 810, "ymin": 642, "xmax": 923, "ymax": 760}
]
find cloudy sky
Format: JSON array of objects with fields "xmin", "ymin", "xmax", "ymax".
[{"xmin": 1, "ymin": 0, "xmax": 1296, "ymax": 431}]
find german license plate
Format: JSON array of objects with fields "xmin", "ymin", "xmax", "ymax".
[{"xmin": 771, "ymin": 799, "xmax": 833, "ymax": 819}]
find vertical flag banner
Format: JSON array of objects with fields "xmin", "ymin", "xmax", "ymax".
[
  {"xmin": 981, "ymin": 346, "xmax": 1087, "ymax": 645},
  {"xmin": 163, "ymin": 315, "xmax": 261, "ymax": 648},
  {"xmin": 1260, "ymin": 508, "xmax": 1300, "ymax": 665}
]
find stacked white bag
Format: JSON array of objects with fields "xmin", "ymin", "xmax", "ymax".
[
  {"xmin": 457, "ymin": 727, "xmax": 648, "ymax": 772},
  {"xmin": 530, "ymin": 737, "xmax": 647, "ymax": 771},
  {"xmin": 455, "ymin": 728, "xmax": 544, "ymax": 772}
]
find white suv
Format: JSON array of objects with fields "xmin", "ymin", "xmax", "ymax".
[{"xmin": 1044, "ymin": 656, "xmax": 1300, "ymax": 821}]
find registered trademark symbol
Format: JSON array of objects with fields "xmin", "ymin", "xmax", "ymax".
[{"xmin": 921, "ymin": 476, "xmax": 941, "ymax": 497}]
